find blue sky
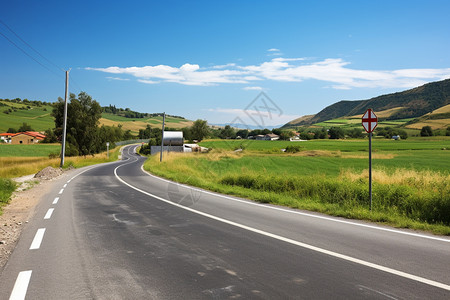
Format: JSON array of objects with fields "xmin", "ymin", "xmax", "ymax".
[{"xmin": 1, "ymin": 0, "xmax": 450, "ymax": 127}]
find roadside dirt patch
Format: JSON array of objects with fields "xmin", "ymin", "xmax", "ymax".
[{"xmin": 0, "ymin": 167, "xmax": 65, "ymax": 270}]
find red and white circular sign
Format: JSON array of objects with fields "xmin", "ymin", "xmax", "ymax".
[{"xmin": 362, "ymin": 109, "xmax": 378, "ymax": 133}]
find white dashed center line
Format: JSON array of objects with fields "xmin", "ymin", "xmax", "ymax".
[
  {"xmin": 63, "ymin": 184, "xmax": 67, "ymax": 188},
  {"xmin": 58, "ymin": 189, "xmax": 64, "ymax": 194},
  {"xmin": 52, "ymin": 197, "xmax": 59, "ymax": 204},
  {"xmin": 30, "ymin": 228, "xmax": 45, "ymax": 250},
  {"xmin": 9, "ymin": 270, "xmax": 32, "ymax": 300},
  {"xmin": 44, "ymin": 208, "xmax": 54, "ymax": 220}
]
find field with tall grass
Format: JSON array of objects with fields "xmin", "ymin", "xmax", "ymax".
[
  {"xmin": 0, "ymin": 144, "xmax": 61, "ymax": 157},
  {"xmin": 0, "ymin": 145, "xmax": 122, "ymax": 214},
  {"xmin": 143, "ymin": 138, "xmax": 450, "ymax": 235},
  {"xmin": 0, "ymin": 146, "xmax": 121, "ymax": 179}
]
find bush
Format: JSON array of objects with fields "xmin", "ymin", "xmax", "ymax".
[
  {"xmin": 285, "ymin": 145, "xmax": 303, "ymax": 153},
  {"xmin": 0, "ymin": 178, "xmax": 16, "ymax": 205},
  {"xmin": 420, "ymin": 126, "xmax": 433, "ymax": 137}
]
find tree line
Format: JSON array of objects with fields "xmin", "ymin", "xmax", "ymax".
[{"xmin": 42, "ymin": 92, "xmax": 133, "ymax": 156}]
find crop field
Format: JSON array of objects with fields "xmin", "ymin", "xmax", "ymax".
[
  {"xmin": 144, "ymin": 138, "xmax": 450, "ymax": 235},
  {"xmin": 0, "ymin": 144, "xmax": 61, "ymax": 157}
]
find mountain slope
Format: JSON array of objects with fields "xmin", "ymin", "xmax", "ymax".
[{"xmin": 286, "ymin": 78, "xmax": 450, "ymax": 126}]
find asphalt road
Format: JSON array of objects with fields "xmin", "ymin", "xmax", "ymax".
[{"xmin": 1, "ymin": 145, "xmax": 449, "ymax": 299}]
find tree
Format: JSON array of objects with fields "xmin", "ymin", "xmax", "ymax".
[
  {"xmin": 420, "ymin": 126, "xmax": 433, "ymax": 137},
  {"xmin": 190, "ymin": 119, "xmax": 209, "ymax": 141},
  {"xmin": 219, "ymin": 125, "xmax": 236, "ymax": 139},
  {"xmin": 446, "ymin": 126, "xmax": 450, "ymax": 136},
  {"xmin": 52, "ymin": 92, "xmax": 102, "ymax": 156},
  {"xmin": 138, "ymin": 125, "xmax": 152, "ymax": 139},
  {"xmin": 18, "ymin": 122, "xmax": 33, "ymax": 132},
  {"xmin": 236, "ymin": 129, "xmax": 249, "ymax": 139},
  {"xmin": 42, "ymin": 128, "xmax": 58, "ymax": 143},
  {"xmin": 182, "ymin": 127, "xmax": 193, "ymax": 142},
  {"xmin": 329, "ymin": 127, "xmax": 345, "ymax": 139},
  {"xmin": 347, "ymin": 128, "xmax": 364, "ymax": 139},
  {"xmin": 7, "ymin": 127, "xmax": 17, "ymax": 133}
]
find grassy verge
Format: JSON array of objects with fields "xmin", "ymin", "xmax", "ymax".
[
  {"xmin": 143, "ymin": 144, "xmax": 450, "ymax": 236},
  {"xmin": 0, "ymin": 146, "xmax": 122, "ymax": 215},
  {"xmin": 0, "ymin": 178, "xmax": 16, "ymax": 207},
  {"xmin": 0, "ymin": 146, "xmax": 121, "ymax": 178}
]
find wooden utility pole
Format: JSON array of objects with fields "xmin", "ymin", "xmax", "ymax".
[
  {"xmin": 60, "ymin": 70, "xmax": 69, "ymax": 168},
  {"xmin": 160, "ymin": 112, "xmax": 165, "ymax": 162}
]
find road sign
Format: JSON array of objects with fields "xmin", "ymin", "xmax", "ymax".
[
  {"xmin": 362, "ymin": 109, "xmax": 378, "ymax": 133},
  {"xmin": 362, "ymin": 109, "xmax": 377, "ymax": 211}
]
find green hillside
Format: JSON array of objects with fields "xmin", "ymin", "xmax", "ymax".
[
  {"xmin": 0, "ymin": 99, "xmax": 193, "ymax": 134},
  {"xmin": 285, "ymin": 78, "xmax": 450, "ymax": 127},
  {"xmin": 0, "ymin": 99, "xmax": 54, "ymax": 132}
]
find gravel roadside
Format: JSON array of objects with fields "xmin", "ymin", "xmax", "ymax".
[{"xmin": 0, "ymin": 167, "xmax": 68, "ymax": 270}]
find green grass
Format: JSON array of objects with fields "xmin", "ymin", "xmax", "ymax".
[
  {"xmin": 143, "ymin": 138, "xmax": 450, "ymax": 235},
  {"xmin": 0, "ymin": 178, "xmax": 16, "ymax": 208},
  {"xmin": 200, "ymin": 139, "xmax": 450, "ymax": 153},
  {"xmin": 102, "ymin": 113, "xmax": 186, "ymax": 124},
  {"xmin": 0, "ymin": 104, "xmax": 54, "ymax": 132},
  {"xmin": 0, "ymin": 144, "xmax": 61, "ymax": 157}
]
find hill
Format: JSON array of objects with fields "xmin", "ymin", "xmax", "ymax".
[
  {"xmin": 285, "ymin": 78, "xmax": 450, "ymax": 127},
  {"xmin": 0, "ymin": 98, "xmax": 192, "ymax": 134}
]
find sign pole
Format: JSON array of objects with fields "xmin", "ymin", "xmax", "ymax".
[
  {"xmin": 362, "ymin": 108, "xmax": 377, "ymax": 212},
  {"xmin": 369, "ymin": 132, "xmax": 372, "ymax": 211},
  {"xmin": 160, "ymin": 112, "xmax": 165, "ymax": 162}
]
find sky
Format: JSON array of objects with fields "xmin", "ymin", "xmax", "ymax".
[{"xmin": 1, "ymin": 0, "xmax": 450, "ymax": 128}]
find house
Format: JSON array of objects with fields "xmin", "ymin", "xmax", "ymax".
[
  {"xmin": 10, "ymin": 131, "xmax": 46, "ymax": 145},
  {"xmin": 0, "ymin": 133, "xmax": 14, "ymax": 143},
  {"xmin": 255, "ymin": 135, "xmax": 266, "ymax": 140},
  {"xmin": 264, "ymin": 133, "xmax": 280, "ymax": 141}
]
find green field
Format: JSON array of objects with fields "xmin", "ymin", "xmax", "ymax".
[
  {"xmin": 200, "ymin": 138, "xmax": 450, "ymax": 153},
  {"xmin": 0, "ymin": 144, "xmax": 61, "ymax": 157},
  {"xmin": 0, "ymin": 103, "xmax": 54, "ymax": 132},
  {"xmin": 144, "ymin": 138, "xmax": 450, "ymax": 235},
  {"xmin": 0, "ymin": 102, "xmax": 192, "ymax": 134},
  {"xmin": 101, "ymin": 113, "xmax": 188, "ymax": 125}
]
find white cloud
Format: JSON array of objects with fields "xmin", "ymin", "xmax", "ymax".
[
  {"xmin": 267, "ymin": 48, "xmax": 282, "ymax": 56},
  {"xmin": 106, "ymin": 77, "xmax": 130, "ymax": 81},
  {"xmin": 87, "ymin": 57, "xmax": 450, "ymax": 89},
  {"xmin": 137, "ymin": 79, "xmax": 160, "ymax": 84},
  {"xmin": 243, "ymin": 86, "xmax": 263, "ymax": 91}
]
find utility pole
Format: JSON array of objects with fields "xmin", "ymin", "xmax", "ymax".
[
  {"xmin": 60, "ymin": 70, "xmax": 69, "ymax": 168},
  {"xmin": 160, "ymin": 112, "xmax": 165, "ymax": 162}
]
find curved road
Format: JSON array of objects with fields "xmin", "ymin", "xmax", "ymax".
[{"xmin": 1, "ymin": 145, "xmax": 449, "ymax": 299}]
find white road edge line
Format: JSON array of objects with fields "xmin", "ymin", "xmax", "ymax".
[
  {"xmin": 9, "ymin": 270, "xmax": 32, "ymax": 300},
  {"xmin": 44, "ymin": 208, "xmax": 54, "ymax": 220},
  {"xmin": 114, "ymin": 159, "xmax": 450, "ymax": 291},
  {"xmin": 140, "ymin": 165, "xmax": 450, "ymax": 243},
  {"xmin": 30, "ymin": 228, "xmax": 45, "ymax": 250},
  {"xmin": 52, "ymin": 197, "xmax": 59, "ymax": 204}
]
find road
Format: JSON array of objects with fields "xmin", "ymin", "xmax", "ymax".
[{"xmin": 1, "ymin": 145, "xmax": 449, "ymax": 299}]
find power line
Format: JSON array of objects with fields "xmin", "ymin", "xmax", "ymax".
[
  {"xmin": 0, "ymin": 19, "xmax": 64, "ymax": 72},
  {"xmin": 0, "ymin": 30, "xmax": 62, "ymax": 79},
  {"xmin": 0, "ymin": 19, "xmax": 87, "ymax": 96}
]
